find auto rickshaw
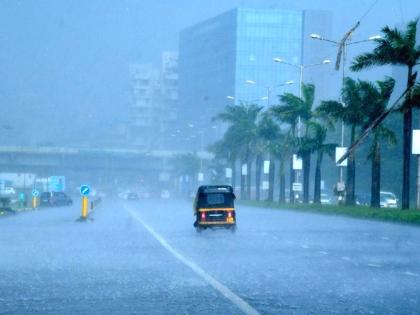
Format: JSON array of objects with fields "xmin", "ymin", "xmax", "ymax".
[{"xmin": 193, "ymin": 185, "xmax": 236, "ymax": 232}]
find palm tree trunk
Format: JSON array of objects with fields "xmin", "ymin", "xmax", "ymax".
[
  {"xmin": 255, "ymin": 155, "xmax": 262, "ymax": 201},
  {"xmin": 402, "ymin": 66, "xmax": 414, "ymax": 209},
  {"xmin": 303, "ymin": 152, "xmax": 311, "ymax": 203},
  {"xmin": 314, "ymin": 151, "xmax": 322, "ymax": 204},
  {"xmin": 289, "ymin": 155, "xmax": 295, "ymax": 204},
  {"xmin": 268, "ymin": 156, "xmax": 275, "ymax": 201},
  {"xmin": 278, "ymin": 158, "xmax": 286, "ymax": 203},
  {"xmin": 231, "ymin": 158, "xmax": 236, "ymax": 190},
  {"xmin": 371, "ymin": 139, "xmax": 381, "ymax": 208},
  {"xmin": 246, "ymin": 156, "xmax": 252, "ymax": 200},
  {"xmin": 346, "ymin": 125, "xmax": 356, "ymax": 206},
  {"xmin": 240, "ymin": 159, "xmax": 246, "ymax": 199}
]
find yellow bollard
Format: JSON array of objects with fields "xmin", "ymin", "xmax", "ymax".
[
  {"xmin": 32, "ymin": 197, "xmax": 38, "ymax": 209},
  {"xmin": 81, "ymin": 196, "xmax": 89, "ymax": 219}
]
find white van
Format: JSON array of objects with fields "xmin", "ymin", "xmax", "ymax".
[{"xmin": 380, "ymin": 191, "xmax": 398, "ymax": 208}]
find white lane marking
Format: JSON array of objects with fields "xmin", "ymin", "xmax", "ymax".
[
  {"xmin": 403, "ymin": 271, "xmax": 419, "ymax": 277},
  {"xmin": 319, "ymin": 251, "xmax": 328, "ymax": 255},
  {"xmin": 300, "ymin": 244, "xmax": 309, "ymax": 249},
  {"xmin": 126, "ymin": 207, "xmax": 260, "ymax": 315},
  {"xmin": 341, "ymin": 256, "xmax": 351, "ymax": 261}
]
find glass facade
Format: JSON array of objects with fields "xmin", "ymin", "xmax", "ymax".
[
  {"xmin": 179, "ymin": 8, "xmax": 331, "ymax": 146},
  {"xmin": 235, "ymin": 9, "xmax": 303, "ymax": 104}
]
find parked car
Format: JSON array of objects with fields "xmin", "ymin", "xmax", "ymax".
[
  {"xmin": 380, "ymin": 191, "xmax": 398, "ymax": 208},
  {"xmin": 0, "ymin": 187, "xmax": 16, "ymax": 197},
  {"xmin": 40, "ymin": 192, "xmax": 73, "ymax": 207},
  {"xmin": 320, "ymin": 193, "xmax": 333, "ymax": 205}
]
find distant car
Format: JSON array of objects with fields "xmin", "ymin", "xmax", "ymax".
[
  {"xmin": 0, "ymin": 187, "xmax": 16, "ymax": 197},
  {"xmin": 40, "ymin": 192, "xmax": 73, "ymax": 207},
  {"xmin": 320, "ymin": 193, "xmax": 332, "ymax": 205},
  {"xmin": 161, "ymin": 190, "xmax": 170, "ymax": 199},
  {"xmin": 380, "ymin": 191, "xmax": 398, "ymax": 208}
]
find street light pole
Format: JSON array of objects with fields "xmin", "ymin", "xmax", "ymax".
[
  {"xmin": 310, "ymin": 31, "xmax": 380, "ymax": 193},
  {"xmin": 273, "ymin": 58, "xmax": 331, "ymax": 137},
  {"xmin": 273, "ymin": 57, "xmax": 330, "ymax": 203},
  {"xmin": 265, "ymin": 80, "xmax": 294, "ymax": 107}
]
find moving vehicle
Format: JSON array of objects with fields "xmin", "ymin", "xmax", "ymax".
[
  {"xmin": 193, "ymin": 185, "xmax": 236, "ymax": 232},
  {"xmin": 380, "ymin": 191, "xmax": 398, "ymax": 208},
  {"xmin": 40, "ymin": 192, "xmax": 73, "ymax": 207}
]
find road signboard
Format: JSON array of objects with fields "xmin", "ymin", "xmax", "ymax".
[
  {"xmin": 80, "ymin": 185, "xmax": 91, "ymax": 196},
  {"xmin": 292, "ymin": 155, "xmax": 302, "ymax": 170},
  {"xmin": 292, "ymin": 182, "xmax": 302, "ymax": 192},
  {"xmin": 335, "ymin": 147, "xmax": 348, "ymax": 167},
  {"xmin": 32, "ymin": 189, "xmax": 39, "ymax": 197},
  {"xmin": 48, "ymin": 176, "xmax": 65, "ymax": 192}
]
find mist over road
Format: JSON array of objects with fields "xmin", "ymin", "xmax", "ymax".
[{"xmin": 1, "ymin": 199, "xmax": 420, "ymax": 314}]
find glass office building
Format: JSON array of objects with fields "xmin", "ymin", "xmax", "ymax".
[{"xmin": 179, "ymin": 8, "xmax": 332, "ymax": 146}]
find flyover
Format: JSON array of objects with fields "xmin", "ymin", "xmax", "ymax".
[{"xmin": 0, "ymin": 145, "xmax": 211, "ymax": 185}]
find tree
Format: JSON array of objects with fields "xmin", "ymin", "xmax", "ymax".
[
  {"xmin": 350, "ymin": 19, "xmax": 420, "ymax": 209},
  {"xmin": 359, "ymin": 78, "xmax": 397, "ymax": 208},
  {"xmin": 271, "ymin": 83, "xmax": 315, "ymax": 203},
  {"xmin": 171, "ymin": 152, "xmax": 201, "ymax": 196},
  {"xmin": 255, "ymin": 112, "xmax": 281, "ymax": 201},
  {"xmin": 317, "ymin": 78, "xmax": 368, "ymax": 206},
  {"xmin": 213, "ymin": 103, "xmax": 262, "ymax": 200},
  {"xmin": 304, "ymin": 121, "xmax": 337, "ymax": 204}
]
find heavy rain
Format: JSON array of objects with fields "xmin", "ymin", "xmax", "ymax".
[{"xmin": 1, "ymin": 1, "xmax": 420, "ymax": 314}]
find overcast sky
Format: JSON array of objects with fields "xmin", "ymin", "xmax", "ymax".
[{"xmin": 0, "ymin": 0, "xmax": 419, "ymax": 146}]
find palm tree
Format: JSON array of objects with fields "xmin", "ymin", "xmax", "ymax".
[
  {"xmin": 272, "ymin": 132, "xmax": 292, "ymax": 203},
  {"xmin": 208, "ymin": 136, "xmax": 239, "ymax": 188},
  {"xmin": 213, "ymin": 103, "xmax": 262, "ymax": 200},
  {"xmin": 304, "ymin": 121, "xmax": 337, "ymax": 204},
  {"xmin": 171, "ymin": 152, "xmax": 201, "ymax": 196},
  {"xmin": 255, "ymin": 112, "xmax": 281, "ymax": 201},
  {"xmin": 317, "ymin": 78, "xmax": 367, "ymax": 206},
  {"xmin": 271, "ymin": 83, "xmax": 315, "ymax": 203},
  {"xmin": 360, "ymin": 78, "xmax": 397, "ymax": 208},
  {"xmin": 350, "ymin": 19, "xmax": 420, "ymax": 209}
]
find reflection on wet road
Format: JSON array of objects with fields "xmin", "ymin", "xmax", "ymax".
[{"xmin": 1, "ymin": 198, "xmax": 420, "ymax": 314}]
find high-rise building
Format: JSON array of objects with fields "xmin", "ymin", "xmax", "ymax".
[
  {"xmin": 179, "ymin": 8, "xmax": 333, "ymax": 146},
  {"xmin": 128, "ymin": 52, "xmax": 179, "ymax": 149}
]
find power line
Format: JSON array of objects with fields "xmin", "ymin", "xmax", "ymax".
[{"xmin": 358, "ymin": 0, "xmax": 380, "ymax": 22}]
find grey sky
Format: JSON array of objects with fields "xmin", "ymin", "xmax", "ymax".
[{"xmin": 0, "ymin": 0, "xmax": 418, "ymax": 146}]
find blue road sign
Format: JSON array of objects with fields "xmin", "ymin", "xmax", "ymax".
[
  {"xmin": 32, "ymin": 189, "xmax": 39, "ymax": 197},
  {"xmin": 80, "ymin": 185, "xmax": 91, "ymax": 196},
  {"xmin": 48, "ymin": 176, "xmax": 66, "ymax": 192}
]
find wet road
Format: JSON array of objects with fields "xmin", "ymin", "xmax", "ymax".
[{"xmin": 1, "ymin": 198, "xmax": 420, "ymax": 314}]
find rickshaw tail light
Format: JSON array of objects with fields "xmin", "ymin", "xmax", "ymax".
[
  {"xmin": 227, "ymin": 211, "xmax": 232, "ymax": 218},
  {"xmin": 201, "ymin": 212, "xmax": 206, "ymax": 220}
]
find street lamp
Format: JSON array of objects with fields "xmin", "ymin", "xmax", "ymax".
[
  {"xmin": 272, "ymin": 57, "xmax": 331, "ymax": 136},
  {"xmin": 265, "ymin": 80, "xmax": 294, "ymax": 107},
  {"xmin": 310, "ymin": 32, "xmax": 379, "ymax": 184}
]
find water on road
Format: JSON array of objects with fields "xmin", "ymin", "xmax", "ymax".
[{"xmin": 1, "ymin": 198, "xmax": 420, "ymax": 314}]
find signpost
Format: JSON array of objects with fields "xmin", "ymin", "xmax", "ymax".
[
  {"xmin": 79, "ymin": 185, "xmax": 90, "ymax": 221},
  {"xmin": 412, "ymin": 130, "xmax": 420, "ymax": 208},
  {"xmin": 31, "ymin": 189, "xmax": 39, "ymax": 209}
]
